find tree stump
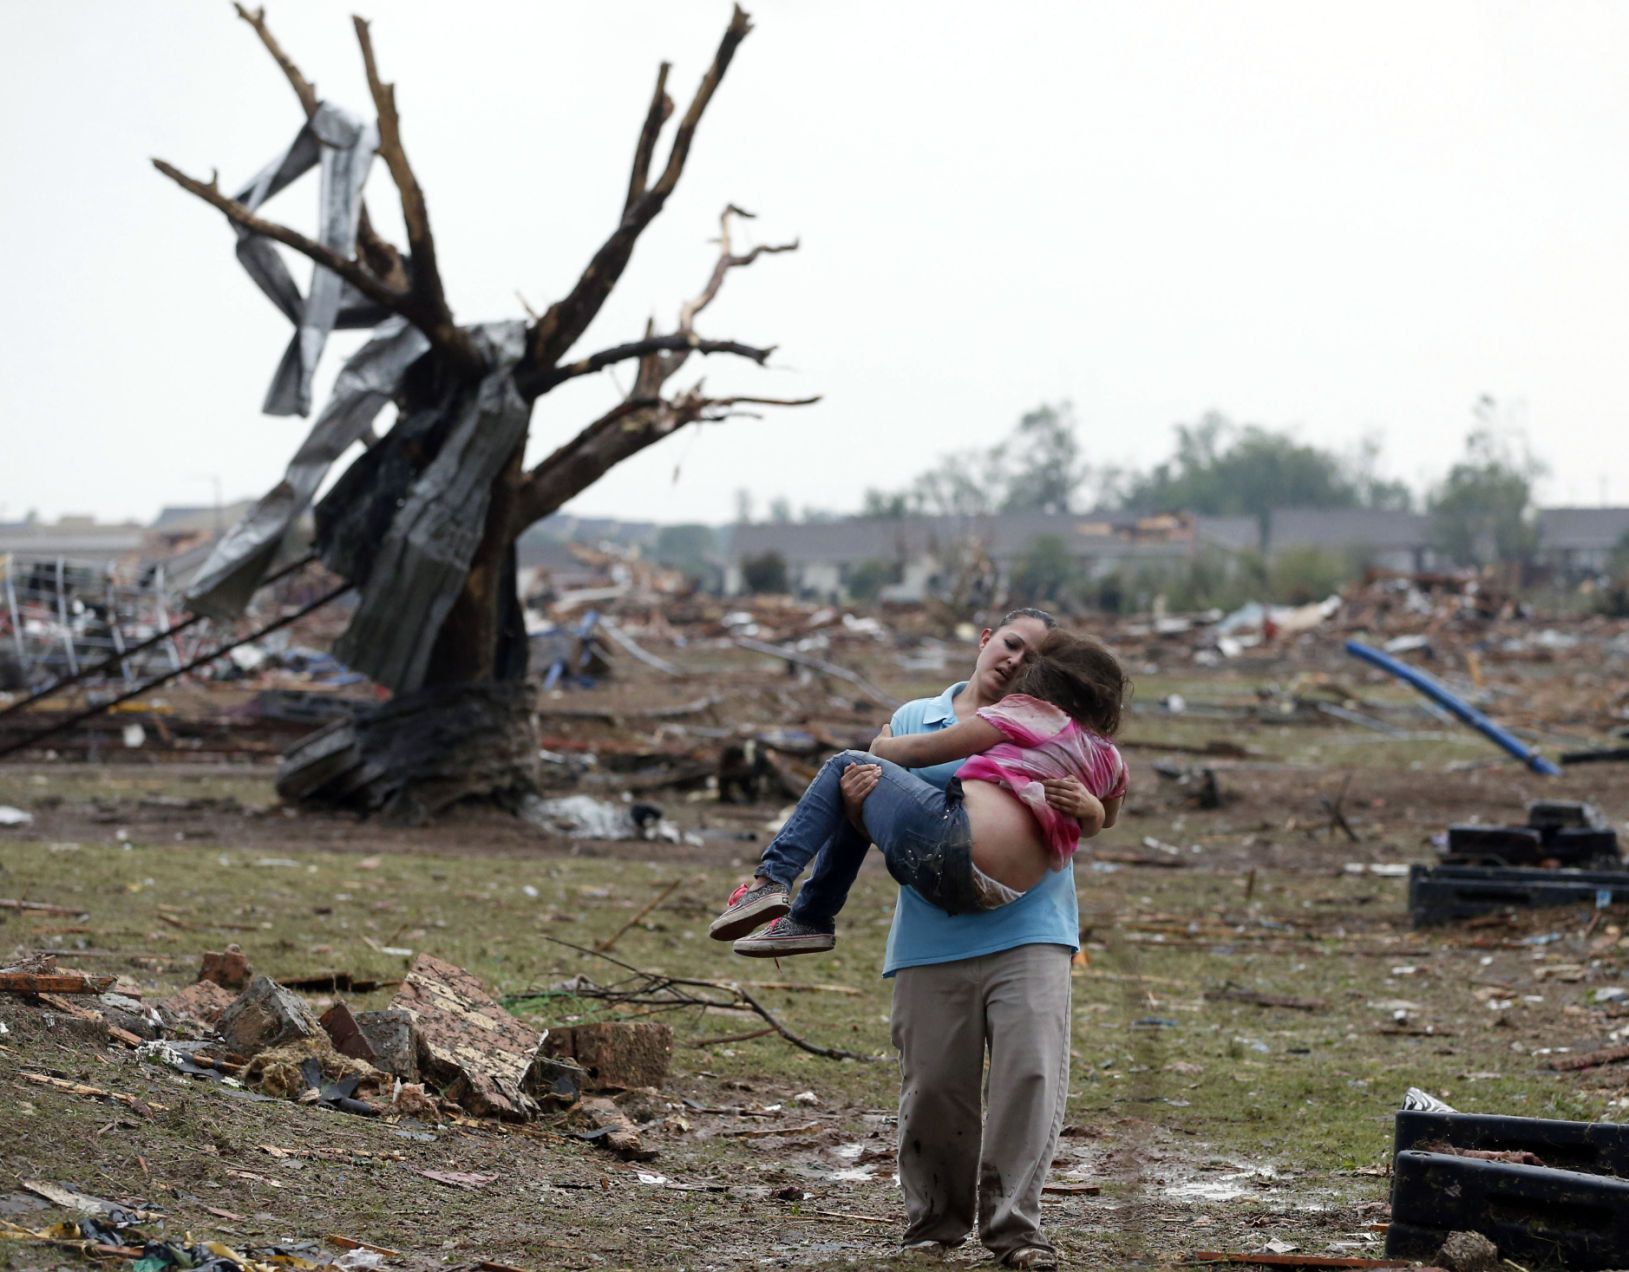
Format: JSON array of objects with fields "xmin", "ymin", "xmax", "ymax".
[{"xmin": 277, "ymin": 680, "xmax": 539, "ymax": 823}]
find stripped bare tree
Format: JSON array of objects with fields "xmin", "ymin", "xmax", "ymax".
[{"xmin": 156, "ymin": 6, "xmax": 814, "ymax": 819}]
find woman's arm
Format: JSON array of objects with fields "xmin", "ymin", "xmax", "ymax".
[{"xmin": 870, "ymin": 716, "xmax": 1004, "ymax": 768}]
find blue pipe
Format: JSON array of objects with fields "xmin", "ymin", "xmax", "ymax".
[{"xmin": 1344, "ymin": 639, "xmax": 1561, "ymax": 776}]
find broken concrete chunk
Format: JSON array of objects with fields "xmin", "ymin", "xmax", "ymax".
[
  {"xmin": 198, "ymin": 944, "xmax": 254, "ymax": 990},
  {"xmin": 354, "ymin": 1009, "xmax": 418, "ymax": 1082},
  {"xmin": 156, "ymin": 979, "xmax": 238, "ymax": 1029},
  {"xmin": 96, "ymin": 992, "xmax": 160, "ymax": 1040},
  {"xmin": 390, "ymin": 953, "xmax": 542, "ymax": 1120},
  {"xmin": 543, "ymin": 1021, "xmax": 672, "ymax": 1091},
  {"xmin": 217, "ymin": 974, "xmax": 322, "ymax": 1056},
  {"xmin": 1436, "ymin": 1230, "xmax": 1500, "ymax": 1272},
  {"xmin": 569, "ymin": 1096, "xmax": 656, "ymax": 1161}
]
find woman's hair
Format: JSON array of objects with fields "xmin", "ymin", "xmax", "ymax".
[
  {"xmin": 1012, "ymin": 628, "xmax": 1130, "ymax": 736},
  {"xmin": 995, "ymin": 607, "xmax": 1057, "ymax": 632}
]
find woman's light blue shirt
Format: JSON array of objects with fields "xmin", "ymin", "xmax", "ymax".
[{"xmin": 882, "ymin": 681, "xmax": 1080, "ymax": 976}]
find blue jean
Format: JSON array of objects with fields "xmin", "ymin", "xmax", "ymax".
[{"xmin": 759, "ymin": 751, "xmax": 981, "ymax": 924}]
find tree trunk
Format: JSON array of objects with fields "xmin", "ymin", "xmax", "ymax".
[
  {"xmin": 301, "ymin": 381, "xmax": 540, "ymax": 818},
  {"xmin": 277, "ymin": 679, "xmax": 539, "ymax": 824}
]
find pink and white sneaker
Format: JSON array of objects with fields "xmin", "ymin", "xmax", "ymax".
[
  {"xmin": 732, "ymin": 915, "xmax": 836, "ymax": 958},
  {"xmin": 707, "ymin": 878, "xmax": 791, "ymax": 941}
]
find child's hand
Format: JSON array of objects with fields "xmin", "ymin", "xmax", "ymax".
[{"xmin": 1042, "ymin": 777, "xmax": 1105, "ymax": 836}]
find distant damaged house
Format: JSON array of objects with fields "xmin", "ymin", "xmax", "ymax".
[
  {"xmin": 725, "ymin": 512, "xmax": 1258, "ymax": 602},
  {"xmin": 1263, "ymin": 508, "xmax": 1438, "ymax": 573},
  {"xmin": 1536, "ymin": 507, "xmax": 1629, "ymax": 577}
]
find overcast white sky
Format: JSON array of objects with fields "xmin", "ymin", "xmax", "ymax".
[{"xmin": 4, "ymin": 1, "xmax": 1627, "ymax": 527}]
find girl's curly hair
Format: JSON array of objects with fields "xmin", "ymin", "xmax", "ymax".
[{"xmin": 1012, "ymin": 628, "xmax": 1130, "ymax": 736}]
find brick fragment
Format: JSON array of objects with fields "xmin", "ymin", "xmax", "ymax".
[
  {"xmin": 156, "ymin": 979, "xmax": 238, "ymax": 1029},
  {"xmin": 543, "ymin": 1021, "xmax": 672, "ymax": 1091}
]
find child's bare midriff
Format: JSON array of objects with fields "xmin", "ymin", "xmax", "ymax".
[{"xmin": 963, "ymin": 778, "xmax": 1052, "ymax": 891}]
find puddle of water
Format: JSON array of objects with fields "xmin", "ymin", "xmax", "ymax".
[
  {"xmin": 828, "ymin": 1166, "xmax": 876, "ymax": 1182},
  {"xmin": 1164, "ymin": 1163, "xmax": 1279, "ymax": 1203}
]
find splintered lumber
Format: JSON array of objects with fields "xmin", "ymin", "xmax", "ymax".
[
  {"xmin": 598, "ymin": 618, "xmax": 685, "ymax": 676},
  {"xmin": 20, "ymin": 1074, "xmax": 165, "ymax": 1117},
  {"xmin": 0, "ymin": 899, "xmax": 87, "ymax": 917},
  {"xmin": 0, "ymin": 971, "xmax": 115, "ymax": 995},
  {"xmin": 391, "ymin": 952, "xmax": 543, "ymax": 1119},
  {"xmin": 1546, "ymin": 1044, "xmax": 1629, "ymax": 1072},
  {"xmin": 733, "ymin": 637, "xmax": 900, "ymax": 709}
]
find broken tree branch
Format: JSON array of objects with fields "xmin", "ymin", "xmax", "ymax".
[
  {"xmin": 521, "ymin": 334, "xmax": 777, "ymax": 396},
  {"xmin": 624, "ymin": 64, "xmax": 673, "ymax": 213},
  {"xmin": 232, "ymin": 3, "xmax": 318, "ymax": 115},
  {"xmin": 512, "ymin": 388, "xmax": 818, "ymax": 530},
  {"xmin": 676, "ymin": 205, "xmax": 798, "ymax": 338},
  {"xmin": 541, "ymin": 937, "xmax": 877, "ymax": 1062},
  {"xmin": 231, "ymin": 3, "xmax": 406, "ymax": 288},
  {"xmin": 152, "ymin": 160, "xmax": 478, "ymax": 374},
  {"xmin": 521, "ymin": 5, "xmax": 754, "ymax": 377},
  {"xmin": 153, "ymin": 159, "xmax": 406, "ymax": 314},
  {"xmin": 351, "ymin": 16, "xmax": 470, "ymax": 362},
  {"xmin": 596, "ymin": 878, "xmax": 683, "ymax": 953}
]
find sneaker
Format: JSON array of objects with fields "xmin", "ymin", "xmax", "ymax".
[
  {"xmin": 1001, "ymin": 1247, "xmax": 1058, "ymax": 1270},
  {"xmin": 732, "ymin": 915, "xmax": 836, "ymax": 958},
  {"xmin": 708, "ymin": 878, "xmax": 790, "ymax": 941}
]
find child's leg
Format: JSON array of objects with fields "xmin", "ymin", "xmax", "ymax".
[
  {"xmin": 857, "ymin": 767, "xmax": 983, "ymax": 915},
  {"xmin": 710, "ymin": 751, "xmax": 871, "ymax": 940},
  {"xmin": 755, "ymin": 750, "xmax": 873, "ymax": 889},
  {"xmin": 785, "ymin": 817, "xmax": 870, "ymax": 932}
]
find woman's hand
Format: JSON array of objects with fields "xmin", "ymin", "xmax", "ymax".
[
  {"xmin": 840, "ymin": 761, "xmax": 881, "ymax": 835},
  {"xmin": 1043, "ymin": 776, "xmax": 1105, "ymax": 837}
]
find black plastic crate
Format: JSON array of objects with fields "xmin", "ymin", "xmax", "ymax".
[
  {"xmin": 1394, "ymin": 1110, "xmax": 1629, "ymax": 1176},
  {"xmin": 1441, "ymin": 823, "xmax": 1618, "ymax": 868},
  {"xmin": 1409, "ymin": 863, "xmax": 1629, "ymax": 926},
  {"xmin": 1389, "ymin": 1150, "xmax": 1629, "ymax": 1269}
]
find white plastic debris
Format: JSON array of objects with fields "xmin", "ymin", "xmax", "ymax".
[{"xmin": 0, "ymin": 806, "xmax": 33, "ymax": 827}]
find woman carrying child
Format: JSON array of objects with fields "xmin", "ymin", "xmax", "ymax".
[{"xmin": 710, "ymin": 610, "xmax": 1128, "ymax": 1268}]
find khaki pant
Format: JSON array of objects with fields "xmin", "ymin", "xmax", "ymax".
[{"xmin": 890, "ymin": 943, "xmax": 1073, "ymax": 1258}]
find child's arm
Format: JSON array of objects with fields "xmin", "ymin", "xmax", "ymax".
[
  {"xmin": 870, "ymin": 716, "xmax": 1005, "ymax": 768},
  {"xmin": 1100, "ymin": 795, "xmax": 1122, "ymax": 829},
  {"xmin": 1042, "ymin": 778, "xmax": 1106, "ymax": 836}
]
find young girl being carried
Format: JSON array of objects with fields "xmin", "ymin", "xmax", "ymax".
[{"xmin": 708, "ymin": 629, "xmax": 1130, "ymax": 950}]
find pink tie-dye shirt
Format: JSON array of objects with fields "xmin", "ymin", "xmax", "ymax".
[{"xmin": 956, "ymin": 693, "xmax": 1129, "ymax": 869}]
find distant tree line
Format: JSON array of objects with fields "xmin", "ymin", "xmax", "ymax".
[{"xmin": 659, "ymin": 395, "xmax": 1549, "ymax": 610}]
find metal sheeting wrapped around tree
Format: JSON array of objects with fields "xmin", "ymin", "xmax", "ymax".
[
  {"xmin": 330, "ymin": 322, "xmax": 528, "ymax": 694},
  {"xmin": 184, "ymin": 318, "xmax": 431, "ymax": 619},
  {"xmin": 232, "ymin": 101, "xmax": 388, "ymax": 415}
]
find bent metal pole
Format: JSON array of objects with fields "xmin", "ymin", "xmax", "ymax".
[
  {"xmin": 1344, "ymin": 638, "xmax": 1562, "ymax": 776},
  {"xmin": 0, "ymin": 553, "xmax": 318, "ymax": 724},
  {"xmin": 0, "ymin": 581, "xmax": 350, "ymax": 762}
]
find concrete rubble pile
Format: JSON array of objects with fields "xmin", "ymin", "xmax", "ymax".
[{"xmin": 0, "ymin": 944, "xmax": 670, "ymax": 1153}]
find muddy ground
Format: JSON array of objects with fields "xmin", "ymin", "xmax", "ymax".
[{"xmin": 4, "ymin": 636, "xmax": 1629, "ymax": 1270}]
